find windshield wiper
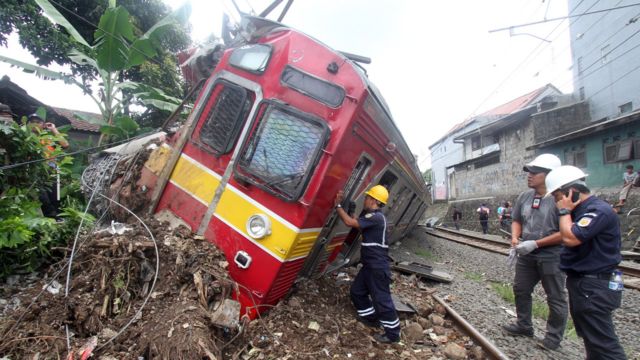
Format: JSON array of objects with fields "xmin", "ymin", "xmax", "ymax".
[{"xmin": 265, "ymin": 172, "xmax": 304, "ymax": 188}]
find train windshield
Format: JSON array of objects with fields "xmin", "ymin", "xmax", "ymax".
[{"xmin": 238, "ymin": 103, "xmax": 327, "ymax": 200}]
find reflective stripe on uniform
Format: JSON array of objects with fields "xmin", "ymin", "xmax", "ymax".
[
  {"xmin": 380, "ymin": 318, "xmax": 400, "ymax": 329},
  {"xmin": 357, "ymin": 306, "xmax": 375, "ymax": 317}
]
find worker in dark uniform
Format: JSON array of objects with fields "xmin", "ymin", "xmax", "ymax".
[
  {"xmin": 546, "ymin": 165, "xmax": 626, "ymax": 360},
  {"xmin": 334, "ymin": 185, "xmax": 400, "ymax": 344},
  {"xmin": 502, "ymin": 154, "xmax": 568, "ymax": 351}
]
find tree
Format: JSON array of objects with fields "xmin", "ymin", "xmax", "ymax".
[
  {"xmin": 0, "ymin": 0, "xmax": 191, "ymax": 108},
  {"xmin": 422, "ymin": 168, "xmax": 432, "ymax": 184},
  {"xmin": 0, "ymin": 0, "xmax": 190, "ymax": 142}
]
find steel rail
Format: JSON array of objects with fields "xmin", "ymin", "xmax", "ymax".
[
  {"xmin": 433, "ymin": 294, "xmax": 510, "ymax": 360},
  {"xmin": 427, "ymin": 227, "xmax": 640, "ymax": 291}
]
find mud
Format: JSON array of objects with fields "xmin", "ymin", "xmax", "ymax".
[{"xmin": 0, "ymin": 222, "xmax": 483, "ymax": 359}]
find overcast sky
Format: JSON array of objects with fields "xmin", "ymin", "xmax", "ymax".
[{"xmin": 0, "ymin": 0, "xmax": 573, "ymax": 170}]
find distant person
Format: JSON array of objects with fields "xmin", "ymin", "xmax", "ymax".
[
  {"xmin": 476, "ymin": 203, "xmax": 491, "ymax": 234},
  {"xmin": 499, "ymin": 201, "xmax": 512, "ymax": 231},
  {"xmin": 615, "ymin": 164, "xmax": 637, "ymax": 208},
  {"xmin": 502, "ymin": 154, "xmax": 568, "ymax": 351},
  {"xmin": 546, "ymin": 165, "xmax": 626, "ymax": 359},
  {"xmin": 334, "ymin": 185, "xmax": 400, "ymax": 344},
  {"xmin": 28, "ymin": 114, "xmax": 69, "ymax": 220},
  {"xmin": 452, "ymin": 206, "xmax": 462, "ymax": 230}
]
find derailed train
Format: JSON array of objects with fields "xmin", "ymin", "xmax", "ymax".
[{"xmin": 110, "ymin": 15, "xmax": 430, "ymax": 318}]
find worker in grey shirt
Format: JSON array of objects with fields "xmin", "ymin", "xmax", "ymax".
[{"xmin": 502, "ymin": 154, "xmax": 568, "ymax": 352}]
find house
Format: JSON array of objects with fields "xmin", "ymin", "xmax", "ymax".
[
  {"xmin": 0, "ymin": 75, "xmax": 102, "ymax": 145},
  {"xmin": 428, "ymin": 84, "xmax": 563, "ymax": 201},
  {"xmin": 529, "ymin": 1, "xmax": 640, "ymax": 189}
]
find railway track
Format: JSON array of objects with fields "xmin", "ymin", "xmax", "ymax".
[
  {"xmin": 432, "ymin": 294, "xmax": 509, "ymax": 360},
  {"xmin": 427, "ymin": 226, "xmax": 640, "ymax": 291}
]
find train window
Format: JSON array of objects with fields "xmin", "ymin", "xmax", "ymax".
[
  {"xmin": 198, "ymin": 82, "xmax": 252, "ymax": 154},
  {"xmin": 378, "ymin": 171, "xmax": 398, "ymax": 191},
  {"xmin": 229, "ymin": 44, "xmax": 272, "ymax": 74},
  {"xmin": 237, "ymin": 102, "xmax": 329, "ymax": 200},
  {"xmin": 281, "ymin": 66, "xmax": 345, "ymax": 108}
]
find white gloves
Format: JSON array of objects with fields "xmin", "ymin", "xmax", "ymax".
[
  {"xmin": 506, "ymin": 248, "xmax": 517, "ymax": 269},
  {"xmin": 515, "ymin": 240, "xmax": 538, "ymax": 255}
]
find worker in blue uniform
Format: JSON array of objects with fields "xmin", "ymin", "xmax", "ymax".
[
  {"xmin": 546, "ymin": 165, "xmax": 626, "ymax": 360},
  {"xmin": 335, "ymin": 185, "xmax": 401, "ymax": 344}
]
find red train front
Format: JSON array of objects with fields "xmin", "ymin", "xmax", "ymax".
[{"xmin": 153, "ymin": 17, "xmax": 429, "ymax": 317}]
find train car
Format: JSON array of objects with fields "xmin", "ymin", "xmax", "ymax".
[{"xmin": 145, "ymin": 16, "xmax": 429, "ymax": 318}]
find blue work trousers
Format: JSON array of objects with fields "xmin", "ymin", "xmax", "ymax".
[
  {"xmin": 567, "ymin": 276, "xmax": 626, "ymax": 360},
  {"xmin": 351, "ymin": 266, "xmax": 400, "ymax": 341}
]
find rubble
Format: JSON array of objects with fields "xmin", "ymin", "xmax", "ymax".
[{"xmin": 0, "ymin": 221, "xmax": 482, "ymax": 359}]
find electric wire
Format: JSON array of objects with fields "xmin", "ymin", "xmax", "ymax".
[
  {"xmin": 465, "ymin": 0, "xmax": 588, "ymax": 122},
  {"xmin": 46, "ymin": 0, "xmax": 168, "ymax": 68},
  {"xmin": 526, "ymin": 1, "xmax": 632, "ymax": 87},
  {"xmin": 0, "ymin": 152, "xmax": 121, "ymax": 341},
  {"xmin": 489, "ymin": 2, "xmax": 640, "ymax": 32},
  {"xmin": 429, "ymin": 2, "xmax": 637, "ymax": 173},
  {"xmin": 0, "ymin": 128, "xmax": 162, "ymax": 171},
  {"xmin": 92, "ymin": 191, "xmax": 159, "ymax": 352}
]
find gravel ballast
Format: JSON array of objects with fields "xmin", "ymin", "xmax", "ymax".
[{"xmin": 391, "ymin": 228, "xmax": 640, "ymax": 360}]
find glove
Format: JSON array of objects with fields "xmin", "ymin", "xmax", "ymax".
[
  {"xmin": 515, "ymin": 240, "xmax": 538, "ymax": 255},
  {"xmin": 506, "ymin": 248, "xmax": 517, "ymax": 269}
]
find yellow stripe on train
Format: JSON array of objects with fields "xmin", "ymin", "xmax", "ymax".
[{"xmin": 169, "ymin": 154, "xmax": 321, "ymax": 261}]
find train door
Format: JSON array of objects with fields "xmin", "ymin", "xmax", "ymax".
[
  {"xmin": 389, "ymin": 193, "xmax": 417, "ymax": 241},
  {"xmin": 299, "ymin": 155, "xmax": 372, "ymax": 278}
]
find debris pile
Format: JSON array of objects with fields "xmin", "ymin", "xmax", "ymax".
[
  {"xmin": 0, "ymin": 221, "xmax": 484, "ymax": 359},
  {"xmin": 0, "ymin": 219, "xmax": 232, "ymax": 359}
]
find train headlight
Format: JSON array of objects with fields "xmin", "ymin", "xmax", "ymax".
[
  {"xmin": 246, "ymin": 214, "xmax": 272, "ymax": 239},
  {"xmin": 229, "ymin": 44, "xmax": 271, "ymax": 74}
]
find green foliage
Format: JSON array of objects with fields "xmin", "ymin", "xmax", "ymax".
[
  {"xmin": 0, "ymin": 121, "xmax": 93, "ymax": 278},
  {"xmin": 0, "ymin": 0, "xmax": 192, "ymax": 138},
  {"xmin": 422, "ymin": 168, "xmax": 432, "ymax": 184},
  {"xmin": 463, "ymin": 271, "xmax": 484, "ymax": 282},
  {"xmin": 490, "ymin": 281, "xmax": 515, "ymax": 303},
  {"xmin": 490, "ymin": 281, "xmax": 577, "ymax": 339},
  {"xmin": 99, "ymin": 114, "xmax": 140, "ymax": 141},
  {"xmin": 0, "ymin": 0, "xmax": 190, "ymax": 82},
  {"xmin": 414, "ymin": 248, "xmax": 435, "ymax": 260},
  {"xmin": 0, "ymin": 120, "xmax": 64, "ymax": 192}
]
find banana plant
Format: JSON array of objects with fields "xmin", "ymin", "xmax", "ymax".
[{"xmin": 0, "ymin": 0, "xmax": 191, "ymax": 143}]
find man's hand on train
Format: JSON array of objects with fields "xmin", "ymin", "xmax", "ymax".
[
  {"xmin": 515, "ymin": 240, "xmax": 538, "ymax": 255},
  {"xmin": 334, "ymin": 191, "xmax": 344, "ymax": 207}
]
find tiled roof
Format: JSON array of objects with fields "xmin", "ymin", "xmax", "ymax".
[
  {"xmin": 430, "ymin": 84, "xmax": 559, "ymax": 147},
  {"xmin": 51, "ymin": 107, "xmax": 103, "ymax": 133},
  {"xmin": 479, "ymin": 86, "xmax": 549, "ymax": 117}
]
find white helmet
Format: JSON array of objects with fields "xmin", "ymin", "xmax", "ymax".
[
  {"xmin": 545, "ymin": 165, "xmax": 588, "ymax": 196},
  {"xmin": 523, "ymin": 153, "xmax": 562, "ymax": 173}
]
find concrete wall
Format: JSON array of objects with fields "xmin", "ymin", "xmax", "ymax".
[
  {"xmin": 532, "ymin": 102, "xmax": 590, "ymax": 144},
  {"xmin": 451, "ymin": 119, "xmax": 537, "ymax": 199},
  {"xmin": 569, "ymin": 0, "xmax": 640, "ymax": 122}
]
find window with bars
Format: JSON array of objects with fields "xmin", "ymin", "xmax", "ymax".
[
  {"xmin": 471, "ymin": 136, "xmax": 481, "ymax": 151},
  {"xmin": 603, "ymin": 139, "xmax": 638, "ymax": 164},
  {"xmin": 565, "ymin": 145, "xmax": 587, "ymax": 168},
  {"xmin": 237, "ymin": 102, "xmax": 328, "ymax": 200},
  {"xmin": 197, "ymin": 82, "xmax": 252, "ymax": 154}
]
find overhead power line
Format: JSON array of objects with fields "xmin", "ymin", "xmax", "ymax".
[
  {"xmin": 489, "ymin": 3, "xmax": 640, "ymax": 33},
  {"xmin": 46, "ymin": 0, "xmax": 168, "ymax": 68}
]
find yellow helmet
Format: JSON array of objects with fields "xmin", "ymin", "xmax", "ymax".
[{"xmin": 365, "ymin": 185, "xmax": 389, "ymax": 204}]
